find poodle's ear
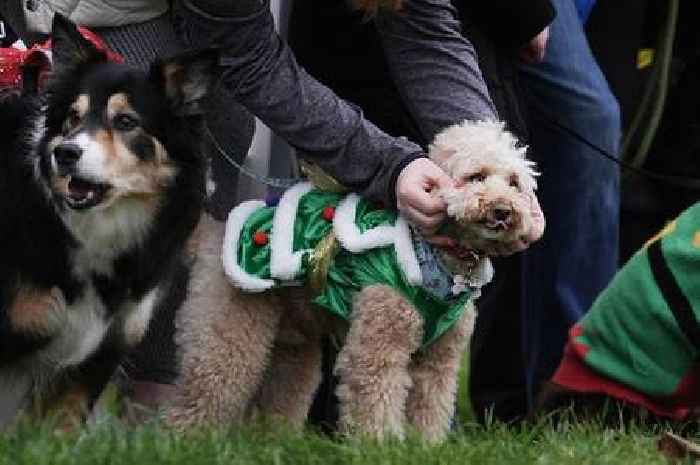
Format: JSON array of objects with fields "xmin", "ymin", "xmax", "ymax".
[
  {"xmin": 428, "ymin": 144, "xmax": 457, "ymax": 170},
  {"xmin": 520, "ymin": 162, "xmax": 540, "ymax": 193},
  {"xmin": 50, "ymin": 13, "xmax": 104, "ymax": 72},
  {"xmin": 150, "ymin": 48, "xmax": 219, "ymax": 116}
]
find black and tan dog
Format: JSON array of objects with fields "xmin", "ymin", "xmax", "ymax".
[{"xmin": 0, "ymin": 14, "xmax": 214, "ymax": 427}]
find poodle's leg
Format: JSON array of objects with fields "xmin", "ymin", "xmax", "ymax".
[
  {"xmin": 166, "ymin": 216, "xmax": 282, "ymax": 428},
  {"xmin": 335, "ymin": 285, "xmax": 423, "ymax": 441},
  {"xmin": 252, "ymin": 336, "xmax": 323, "ymax": 428},
  {"xmin": 406, "ymin": 303, "xmax": 475, "ymax": 442}
]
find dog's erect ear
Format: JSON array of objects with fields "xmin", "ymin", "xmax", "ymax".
[
  {"xmin": 50, "ymin": 13, "xmax": 103, "ymax": 71},
  {"xmin": 150, "ymin": 49, "xmax": 219, "ymax": 115}
]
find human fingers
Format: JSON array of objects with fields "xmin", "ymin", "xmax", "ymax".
[
  {"xmin": 404, "ymin": 188, "xmax": 446, "ymax": 217},
  {"xmin": 401, "ymin": 204, "xmax": 446, "ymax": 234},
  {"xmin": 520, "ymin": 27, "xmax": 549, "ymax": 64},
  {"xmin": 396, "ymin": 158, "xmax": 453, "ymax": 198},
  {"xmin": 396, "ymin": 158, "xmax": 452, "ymax": 230}
]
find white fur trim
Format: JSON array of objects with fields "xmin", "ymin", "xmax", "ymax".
[
  {"xmin": 394, "ymin": 218, "xmax": 422, "ymax": 285},
  {"xmin": 222, "ymin": 200, "xmax": 274, "ymax": 292},
  {"xmin": 333, "ymin": 194, "xmax": 396, "ymax": 253},
  {"xmin": 270, "ymin": 182, "xmax": 314, "ymax": 280},
  {"xmin": 334, "ymin": 194, "xmax": 422, "ymax": 285}
]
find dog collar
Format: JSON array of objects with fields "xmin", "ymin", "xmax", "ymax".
[{"xmin": 412, "ymin": 234, "xmax": 490, "ymax": 303}]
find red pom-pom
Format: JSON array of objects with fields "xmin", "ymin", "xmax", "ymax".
[
  {"xmin": 253, "ymin": 230, "xmax": 269, "ymax": 246},
  {"xmin": 322, "ymin": 206, "xmax": 335, "ymax": 221}
]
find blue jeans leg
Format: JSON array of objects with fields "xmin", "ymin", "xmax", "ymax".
[{"xmin": 518, "ymin": 0, "xmax": 621, "ymax": 406}]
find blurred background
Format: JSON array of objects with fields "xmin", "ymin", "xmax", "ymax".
[
  {"xmin": 2, "ymin": 0, "xmax": 698, "ymax": 262},
  {"xmin": 585, "ymin": 0, "xmax": 700, "ymax": 261}
]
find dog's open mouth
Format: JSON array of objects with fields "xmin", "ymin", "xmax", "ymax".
[
  {"xmin": 64, "ymin": 176, "xmax": 110, "ymax": 210},
  {"xmin": 481, "ymin": 219, "xmax": 509, "ymax": 232}
]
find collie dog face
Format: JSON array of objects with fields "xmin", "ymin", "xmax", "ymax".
[{"xmin": 38, "ymin": 15, "xmax": 214, "ymax": 215}]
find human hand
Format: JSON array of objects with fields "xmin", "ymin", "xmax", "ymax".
[
  {"xmin": 396, "ymin": 158, "xmax": 453, "ymax": 235},
  {"xmin": 520, "ymin": 26, "xmax": 549, "ymax": 64}
]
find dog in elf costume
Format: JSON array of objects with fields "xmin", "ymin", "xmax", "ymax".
[
  {"xmin": 538, "ymin": 202, "xmax": 700, "ymax": 422},
  {"xmin": 167, "ymin": 120, "xmax": 543, "ymax": 442}
]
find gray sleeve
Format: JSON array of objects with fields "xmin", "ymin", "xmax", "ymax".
[
  {"xmin": 176, "ymin": 0, "xmax": 426, "ymax": 207},
  {"xmin": 374, "ymin": 0, "xmax": 498, "ymax": 141}
]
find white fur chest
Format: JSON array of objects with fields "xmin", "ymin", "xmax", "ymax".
[
  {"xmin": 64, "ymin": 200, "xmax": 155, "ymax": 277},
  {"xmin": 35, "ymin": 283, "xmax": 161, "ymax": 374},
  {"xmin": 40, "ymin": 283, "xmax": 110, "ymax": 370},
  {"xmin": 31, "ymin": 202, "xmax": 161, "ymax": 371}
]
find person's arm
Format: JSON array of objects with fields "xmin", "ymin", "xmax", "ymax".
[
  {"xmin": 372, "ymin": 0, "xmax": 498, "ymax": 142},
  {"xmin": 372, "ymin": 0, "xmax": 545, "ymax": 252},
  {"xmin": 175, "ymin": 0, "xmax": 450, "ymax": 228}
]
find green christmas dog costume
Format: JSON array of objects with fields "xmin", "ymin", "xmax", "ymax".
[
  {"xmin": 552, "ymin": 201, "xmax": 700, "ymax": 419},
  {"xmin": 222, "ymin": 182, "xmax": 492, "ymax": 348}
]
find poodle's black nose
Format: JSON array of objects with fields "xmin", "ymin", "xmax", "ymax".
[
  {"xmin": 490, "ymin": 206, "xmax": 512, "ymax": 224},
  {"xmin": 54, "ymin": 143, "xmax": 83, "ymax": 170}
]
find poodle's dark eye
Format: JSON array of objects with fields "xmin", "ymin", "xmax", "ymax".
[
  {"xmin": 466, "ymin": 172, "xmax": 486, "ymax": 183},
  {"xmin": 113, "ymin": 114, "xmax": 139, "ymax": 131},
  {"xmin": 509, "ymin": 175, "xmax": 520, "ymax": 190}
]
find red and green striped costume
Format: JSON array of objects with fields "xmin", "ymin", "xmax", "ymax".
[{"xmin": 552, "ymin": 202, "xmax": 700, "ymax": 420}]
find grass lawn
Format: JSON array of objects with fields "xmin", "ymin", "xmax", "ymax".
[
  {"xmin": 0, "ymin": 416, "xmax": 686, "ymax": 465},
  {"xmin": 0, "ymin": 356, "xmax": 693, "ymax": 464},
  {"xmin": 4, "ymin": 335, "xmax": 689, "ymax": 465}
]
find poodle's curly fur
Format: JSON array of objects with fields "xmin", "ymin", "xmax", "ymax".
[{"xmin": 166, "ymin": 121, "xmax": 541, "ymax": 442}]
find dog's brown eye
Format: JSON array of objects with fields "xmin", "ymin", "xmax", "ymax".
[
  {"xmin": 113, "ymin": 114, "xmax": 139, "ymax": 131},
  {"xmin": 466, "ymin": 173, "xmax": 486, "ymax": 183}
]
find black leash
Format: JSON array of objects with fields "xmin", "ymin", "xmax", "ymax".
[{"xmin": 540, "ymin": 114, "xmax": 700, "ymax": 190}]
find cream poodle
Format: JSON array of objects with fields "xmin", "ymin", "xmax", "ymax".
[{"xmin": 167, "ymin": 120, "xmax": 543, "ymax": 442}]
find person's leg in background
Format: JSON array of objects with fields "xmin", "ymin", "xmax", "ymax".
[
  {"xmin": 517, "ymin": 0, "xmax": 621, "ymax": 408},
  {"xmin": 459, "ymin": 20, "xmax": 533, "ymax": 425}
]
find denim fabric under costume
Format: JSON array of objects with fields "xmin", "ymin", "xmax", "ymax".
[{"xmin": 518, "ymin": 0, "xmax": 621, "ymax": 406}]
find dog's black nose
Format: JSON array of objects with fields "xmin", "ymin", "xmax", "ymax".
[
  {"xmin": 54, "ymin": 143, "xmax": 82, "ymax": 168},
  {"xmin": 492, "ymin": 207, "xmax": 511, "ymax": 223}
]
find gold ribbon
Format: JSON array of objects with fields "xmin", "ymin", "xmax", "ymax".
[
  {"xmin": 300, "ymin": 160, "xmax": 349, "ymax": 193},
  {"xmin": 307, "ymin": 231, "xmax": 340, "ymax": 295}
]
